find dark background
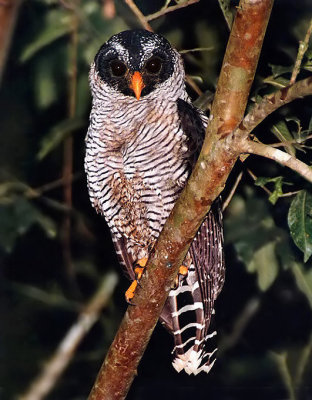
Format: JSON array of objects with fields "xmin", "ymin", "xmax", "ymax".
[{"xmin": 1, "ymin": 0, "xmax": 312, "ymax": 399}]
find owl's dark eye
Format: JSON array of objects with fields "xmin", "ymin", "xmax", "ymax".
[
  {"xmin": 110, "ymin": 60, "xmax": 127, "ymax": 77},
  {"xmin": 145, "ymin": 57, "xmax": 162, "ymax": 74}
]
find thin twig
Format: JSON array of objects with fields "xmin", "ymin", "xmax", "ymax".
[
  {"xmin": 247, "ymin": 168, "xmax": 272, "ymax": 196},
  {"xmin": 185, "ymin": 74, "xmax": 203, "ymax": 96},
  {"xmin": 248, "ymin": 168, "xmax": 300, "ymax": 198},
  {"xmin": 290, "ymin": 18, "xmax": 312, "ymax": 85},
  {"xmin": 179, "ymin": 46, "xmax": 213, "ymax": 54},
  {"xmin": 279, "ymin": 190, "xmax": 300, "ymax": 198},
  {"xmin": 26, "ymin": 173, "xmax": 81, "ymax": 198},
  {"xmin": 222, "ymin": 170, "xmax": 243, "ymax": 211},
  {"xmin": 269, "ymin": 134, "xmax": 312, "ymax": 148},
  {"xmin": 124, "ymin": 0, "xmax": 153, "ymax": 31},
  {"xmin": 19, "ymin": 273, "xmax": 118, "ymax": 400},
  {"xmin": 146, "ymin": 0, "xmax": 200, "ymax": 22},
  {"xmin": 294, "ymin": 332, "xmax": 312, "ymax": 387},
  {"xmin": 271, "ymin": 352, "xmax": 296, "ymax": 400},
  {"xmin": 240, "ymin": 140, "xmax": 312, "ymax": 183}
]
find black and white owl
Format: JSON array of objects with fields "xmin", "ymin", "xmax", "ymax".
[{"xmin": 85, "ymin": 29, "xmax": 225, "ymax": 375}]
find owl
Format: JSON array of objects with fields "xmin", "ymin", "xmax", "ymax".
[{"xmin": 85, "ymin": 29, "xmax": 225, "ymax": 375}]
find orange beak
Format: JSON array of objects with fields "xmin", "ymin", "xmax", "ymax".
[{"xmin": 129, "ymin": 71, "xmax": 145, "ymax": 100}]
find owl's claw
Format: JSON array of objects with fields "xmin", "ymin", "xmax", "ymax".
[
  {"xmin": 171, "ymin": 265, "xmax": 189, "ymax": 289},
  {"xmin": 125, "ymin": 257, "xmax": 149, "ymax": 302},
  {"xmin": 125, "ymin": 280, "xmax": 138, "ymax": 303},
  {"xmin": 178, "ymin": 265, "xmax": 188, "ymax": 276}
]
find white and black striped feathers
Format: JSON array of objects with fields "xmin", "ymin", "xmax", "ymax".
[{"xmin": 85, "ymin": 29, "xmax": 225, "ymax": 375}]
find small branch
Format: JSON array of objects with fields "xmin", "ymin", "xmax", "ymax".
[
  {"xmin": 222, "ymin": 170, "xmax": 243, "ymax": 211},
  {"xmin": 269, "ymin": 134, "xmax": 312, "ymax": 148},
  {"xmin": 271, "ymin": 352, "xmax": 296, "ymax": 400},
  {"xmin": 19, "ymin": 273, "xmax": 118, "ymax": 400},
  {"xmin": 185, "ymin": 74, "xmax": 203, "ymax": 96},
  {"xmin": 124, "ymin": 0, "xmax": 153, "ymax": 31},
  {"xmin": 290, "ymin": 18, "xmax": 312, "ymax": 85},
  {"xmin": 237, "ymin": 77, "xmax": 312, "ymax": 139},
  {"xmin": 179, "ymin": 47, "xmax": 213, "ymax": 54},
  {"xmin": 146, "ymin": 0, "xmax": 199, "ymax": 22},
  {"xmin": 294, "ymin": 333, "xmax": 312, "ymax": 388},
  {"xmin": 25, "ymin": 173, "xmax": 81, "ymax": 199},
  {"xmin": 240, "ymin": 140, "xmax": 312, "ymax": 183},
  {"xmin": 247, "ymin": 168, "xmax": 272, "ymax": 196}
]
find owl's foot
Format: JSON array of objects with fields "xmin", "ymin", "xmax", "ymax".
[
  {"xmin": 171, "ymin": 265, "xmax": 189, "ymax": 289},
  {"xmin": 179, "ymin": 265, "xmax": 188, "ymax": 276},
  {"xmin": 125, "ymin": 257, "xmax": 149, "ymax": 303},
  {"xmin": 125, "ymin": 280, "xmax": 138, "ymax": 303}
]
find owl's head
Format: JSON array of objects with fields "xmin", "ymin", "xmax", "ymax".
[{"xmin": 90, "ymin": 29, "xmax": 185, "ymax": 101}]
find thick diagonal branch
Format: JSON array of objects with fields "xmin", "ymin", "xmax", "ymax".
[{"xmin": 88, "ymin": 1, "xmax": 274, "ymax": 399}]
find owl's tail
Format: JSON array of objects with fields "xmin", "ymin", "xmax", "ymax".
[
  {"xmin": 161, "ymin": 264, "xmax": 218, "ymax": 375},
  {"xmin": 160, "ymin": 203, "xmax": 225, "ymax": 375}
]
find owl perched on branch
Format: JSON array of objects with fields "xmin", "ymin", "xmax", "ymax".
[{"xmin": 85, "ymin": 29, "xmax": 225, "ymax": 375}]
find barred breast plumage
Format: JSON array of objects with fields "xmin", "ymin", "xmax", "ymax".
[{"xmin": 85, "ymin": 29, "xmax": 225, "ymax": 375}]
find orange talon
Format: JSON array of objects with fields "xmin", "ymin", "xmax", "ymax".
[
  {"xmin": 134, "ymin": 266, "xmax": 144, "ymax": 280},
  {"xmin": 179, "ymin": 265, "xmax": 188, "ymax": 276},
  {"xmin": 125, "ymin": 280, "xmax": 138, "ymax": 302},
  {"xmin": 137, "ymin": 257, "xmax": 148, "ymax": 267},
  {"xmin": 125, "ymin": 257, "xmax": 149, "ymax": 302}
]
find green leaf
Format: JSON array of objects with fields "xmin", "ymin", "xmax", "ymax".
[
  {"xmin": 34, "ymin": 57, "xmax": 57, "ymax": 109},
  {"xmin": 247, "ymin": 242, "xmax": 279, "ymax": 291},
  {"xmin": 217, "ymin": 0, "xmax": 234, "ymax": 30},
  {"xmin": 225, "ymin": 194, "xmax": 284, "ymax": 290},
  {"xmin": 37, "ymin": 118, "xmax": 85, "ymax": 160},
  {"xmin": 288, "ymin": 190, "xmax": 312, "ymax": 262},
  {"xmin": 255, "ymin": 176, "xmax": 291, "ymax": 205},
  {"xmin": 309, "ymin": 114, "xmax": 312, "ymax": 133},
  {"xmin": 269, "ymin": 63, "xmax": 293, "ymax": 78},
  {"xmin": 291, "ymin": 263, "xmax": 312, "ymax": 309},
  {"xmin": 263, "ymin": 75, "xmax": 290, "ymax": 88},
  {"xmin": 271, "ymin": 120, "xmax": 296, "ymax": 157},
  {"xmin": 302, "ymin": 60, "xmax": 312, "ymax": 72}
]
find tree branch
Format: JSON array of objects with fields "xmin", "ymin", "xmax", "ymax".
[
  {"xmin": 240, "ymin": 140, "xmax": 312, "ymax": 183},
  {"xmin": 146, "ymin": 0, "xmax": 200, "ymax": 22},
  {"xmin": 124, "ymin": 0, "xmax": 153, "ymax": 31},
  {"xmin": 88, "ymin": 1, "xmax": 274, "ymax": 399},
  {"xmin": 19, "ymin": 273, "xmax": 118, "ymax": 400},
  {"xmin": 238, "ymin": 76, "xmax": 312, "ymax": 137},
  {"xmin": 290, "ymin": 18, "xmax": 312, "ymax": 85}
]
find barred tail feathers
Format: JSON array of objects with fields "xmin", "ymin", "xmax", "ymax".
[
  {"xmin": 163, "ymin": 264, "xmax": 218, "ymax": 375},
  {"xmin": 160, "ymin": 203, "xmax": 225, "ymax": 375}
]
